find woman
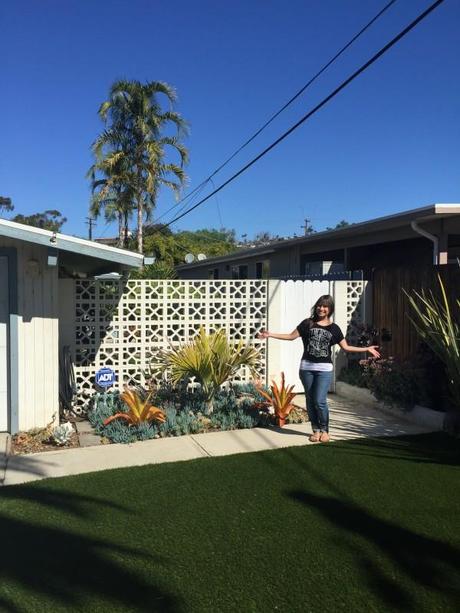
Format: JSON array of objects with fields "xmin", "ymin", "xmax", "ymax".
[{"xmin": 258, "ymin": 294, "xmax": 380, "ymax": 443}]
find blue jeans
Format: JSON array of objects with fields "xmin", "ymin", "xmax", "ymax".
[{"xmin": 299, "ymin": 369, "xmax": 333, "ymax": 433}]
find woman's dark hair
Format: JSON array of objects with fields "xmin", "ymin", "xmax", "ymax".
[{"xmin": 310, "ymin": 295, "xmax": 335, "ymax": 321}]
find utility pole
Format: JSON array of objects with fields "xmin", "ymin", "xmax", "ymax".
[
  {"xmin": 301, "ymin": 218, "xmax": 313, "ymax": 236},
  {"xmin": 85, "ymin": 216, "xmax": 96, "ymax": 240}
]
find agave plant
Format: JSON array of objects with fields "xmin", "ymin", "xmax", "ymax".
[
  {"xmin": 103, "ymin": 387, "xmax": 166, "ymax": 426},
  {"xmin": 405, "ymin": 274, "xmax": 460, "ymax": 410},
  {"xmin": 256, "ymin": 372, "xmax": 296, "ymax": 426},
  {"xmin": 160, "ymin": 327, "xmax": 260, "ymax": 413}
]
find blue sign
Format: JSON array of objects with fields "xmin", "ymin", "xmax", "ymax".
[{"xmin": 95, "ymin": 367, "xmax": 116, "ymax": 388}]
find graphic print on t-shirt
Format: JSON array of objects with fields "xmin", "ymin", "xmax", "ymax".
[{"xmin": 307, "ymin": 327, "xmax": 333, "ymax": 358}]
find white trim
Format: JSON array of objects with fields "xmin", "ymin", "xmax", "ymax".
[{"xmin": 0, "ymin": 219, "xmax": 144, "ymax": 268}]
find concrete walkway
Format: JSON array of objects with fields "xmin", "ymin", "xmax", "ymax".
[{"xmin": 0, "ymin": 395, "xmax": 436, "ymax": 487}]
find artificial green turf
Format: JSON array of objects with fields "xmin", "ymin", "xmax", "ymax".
[{"xmin": 0, "ymin": 432, "xmax": 459, "ymax": 613}]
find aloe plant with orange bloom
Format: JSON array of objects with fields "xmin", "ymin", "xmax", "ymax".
[
  {"xmin": 256, "ymin": 372, "xmax": 296, "ymax": 427},
  {"xmin": 103, "ymin": 387, "xmax": 166, "ymax": 426}
]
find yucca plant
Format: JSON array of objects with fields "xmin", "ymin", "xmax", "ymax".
[
  {"xmin": 405, "ymin": 274, "xmax": 460, "ymax": 410},
  {"xmin": 160, "ymin": 327, "xmax": 260, "ymax": 413},
  {"xmin": 256, "ymin": 372, "xmax": 296, "ymax": 427},
  {"xmin": 103, "ymin": 387, "xmax": 166, "ymax": 426}
]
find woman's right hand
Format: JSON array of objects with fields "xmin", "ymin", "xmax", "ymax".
[{"xmin": 257, "ymin": 329, "xmax": 270, "ymax": 339}]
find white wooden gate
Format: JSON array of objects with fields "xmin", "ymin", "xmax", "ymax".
[
  {"xmin": 266, "ymin": 279, "xmax": 371, "ymax": 392},
  {"xmin": 266, "ymin": 280, "xmax": 330, "ymax": 392}
]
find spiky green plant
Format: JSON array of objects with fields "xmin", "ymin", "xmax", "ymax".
[
  {"xmin": 160, "ymin": 327, "xmax": 260, "ymax": 413},
  {"xmin": 405, "ymin": 274, "xmax": 460, "ymax": 410}
]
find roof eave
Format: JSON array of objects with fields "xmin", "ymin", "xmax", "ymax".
[
  {"xmin": 0, "ymin": 219, "xmax": 144, "ymax": 268},
  {"xmin": 176, "ymin": 203, "xmax": 460, "ymax": 269}
]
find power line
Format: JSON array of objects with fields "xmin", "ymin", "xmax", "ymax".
[
  {"xmin": 157, "ymin": 181, "xmax": 208, "ymax": 224},
  {"xmin": 164, "ymin": 0, "xmax": 445, "ymax": 229},
  {"xmin": 155, "ymin": 0, "xmax": 399, "ymax": 224}
]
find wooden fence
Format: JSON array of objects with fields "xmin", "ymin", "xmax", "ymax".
[{"xmin": 372, "ymin": 264, "xmax": 460, "ymax": 360}]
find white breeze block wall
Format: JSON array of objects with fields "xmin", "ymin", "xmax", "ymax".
[
  {"xmin": 60, "ymin": 279, "xmax": 268, "ymax": 410},
  {"xmin": 60, "ymin": 278, "xmax": 368, "ymax": 409}
]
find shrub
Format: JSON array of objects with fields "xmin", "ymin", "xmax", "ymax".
[
  {"xmin": 338, "ymin": 361, "xmax": 368, "ymax": 388},
  {"xmin": 342, "ymin": 353, "xmax": 445, "ymax": 410},
  {"xmin": 159, "ymin": 327, "xmax": 260, "ymax": 413},
  {"xmin": 89, "ymin": 383, "xmax": 268, "ymax": 444},
  {"xmin": 361, "ymin": 358, "xmax": 422, "ymax": 408},
  {"xmin": 210, "ymin": 407, "xmax": 258, "ymax": 431}
]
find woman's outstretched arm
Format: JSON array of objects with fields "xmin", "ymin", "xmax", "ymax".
[
  {"xmin": 257, "ymin": 329, "xmax": 300, "ymax": 341},
  {"xmin": 339, "ymin": 339, "xmax": 380, "ymax": 358}
]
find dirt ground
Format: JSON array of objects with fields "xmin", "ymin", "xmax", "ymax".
[{"xmin": 11, "ymin": 427, "xmax": 80, "ymax": 455}]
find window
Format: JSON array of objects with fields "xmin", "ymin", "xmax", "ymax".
[
  {"xmin": 231, "ymin": 264, "xmax": 248, "ymax": 279},
  {"xmin": 256, "ymin": 260, "xmax": 270, "ymax": 279}
]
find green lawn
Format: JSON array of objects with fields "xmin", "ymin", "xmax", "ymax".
[{"xmin": 0, "ymin": 433, "xmax": 459, "ymax": 612}]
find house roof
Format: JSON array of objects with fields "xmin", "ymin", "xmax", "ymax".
[
  {"xmin": 0, "ymin": 218, "xmax": 145, "ymax": 269},
  {"xmin": 176, "ymin": 203, "xmax": 460, "ymax": 269}
]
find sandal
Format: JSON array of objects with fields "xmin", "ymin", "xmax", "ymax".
[
  {"xmin": 309, "ymin": 432, "xmax": 320, "ymax": 442},
  {"xmin": 319, "ymin": 432, "xmax": 330, "ymax": 443}
]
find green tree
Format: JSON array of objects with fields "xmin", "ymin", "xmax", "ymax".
[
  {"xmin": 252, "ymin": 231, "xmax": 277, "ymax": 245},
  {"xmin": 90, "ymin": 80, "xmax": 189, "ymax": 253},
  {"xmin": 134, "ymin": 260, "xmax": 178, "ymax": 280},
  {"xmin": 326, "ymin": 220, "xmax": 350, "ymax": 231},
  {"xmin": 0, "ymin": 196, "xmax": 14, "ymax": 216},
  {"xmin": 175, "ymin": 228, "xmax": 237, "ymax": 260},
  {"xmin": 142, "ymin": 226, "xmax": 236, "ymax": 264},
  {"xmin": 130, "ymin": 226, "xmax": 238, "ymax": 279},
  {"xmin": 11, "ymin": 209, "xmax": 67, "ymax": 232}
]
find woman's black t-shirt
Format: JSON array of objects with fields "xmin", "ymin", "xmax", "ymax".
[{"xmin": 296, "ymin": 319, "xmax": 344, "ymax": 363}]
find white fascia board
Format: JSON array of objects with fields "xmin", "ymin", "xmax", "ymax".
[
  {"xmin": 434, "ymin": 203, "xmax": 460, "ymax": 215},
  {"xmin": 0, "ymin": 219, "xmax": 144, "ymax": 268}
]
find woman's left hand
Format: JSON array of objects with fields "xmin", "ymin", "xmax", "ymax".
[{"xmin": 367, "ymin": 345, "xmax": 381, "ymax": 359}]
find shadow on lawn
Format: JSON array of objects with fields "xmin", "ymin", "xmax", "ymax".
[
  {"xmin": 287, "ymin": 489, "xmax": 460, "ymax": 610},
  {"xmin": 0, "ymin": 485, "xmax": 181, "ymax": 613},
  {"xmin": 253, "ymin": 432, "xmax": 459, "ymax": 609},
  {"xmin": 329, "ymin": 432, "xmax": 460, "ymax": 467}
]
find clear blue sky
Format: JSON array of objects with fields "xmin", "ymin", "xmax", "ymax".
[{"xmin": 2, "ymin": 0, "xmax": 459, "ymax": 241}]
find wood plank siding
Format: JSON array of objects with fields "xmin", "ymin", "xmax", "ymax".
[
  {"xmin": 372, "ymin": 265, "xmax": 460, "ymax": 360},
  {"xmin": 0, "ymin": 237, "xmax": 59, "ymax": 430}
]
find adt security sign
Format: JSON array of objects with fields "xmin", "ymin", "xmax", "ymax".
[{"xmin": 95, "ymin": 367, "xmax": 116, "ymax": 388}]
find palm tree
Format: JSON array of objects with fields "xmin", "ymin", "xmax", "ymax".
[
  {"xmin": 89, "ymin": 185, "xmax": 133, "ymax": 247},
  {"xmin": 90, "ymin": 80, "xmax": 189, "ymax": 253},
  {"xmin": 88, "ymin": 146, "xmax": 134, "ymax": 247},
  {"xmin": 0, "ymin": 196, "xmax": 13, "ymax": 216}
]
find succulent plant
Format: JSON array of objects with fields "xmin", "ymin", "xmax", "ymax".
[{"xmin": 52, "ymin": 422, "xmax": 73, "ymax": 446}]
